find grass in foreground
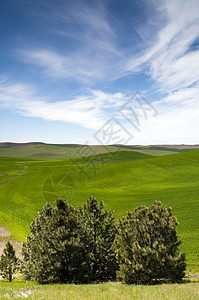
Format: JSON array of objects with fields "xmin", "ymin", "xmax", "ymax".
[{"xmin": 0, "ymin": 280, "xmax": 199, "ymax": 299}]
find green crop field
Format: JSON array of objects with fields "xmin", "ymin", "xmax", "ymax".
[
  {"xmin": 0, "ymin": 148, "xmax": 199, "ymax": 274},
  {"xmin": 0, "ymin": 158, "xmax": 26, "ymax": 185}
]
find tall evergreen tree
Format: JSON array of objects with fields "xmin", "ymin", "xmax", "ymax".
[
  {"xmin": 114, "ymin": 200, "xmax": 186, "ymax": 284},
  {"xmin": 0, "ymin": 242, "xmax": 20, "ymax": 282},
  {"xmin": 82, "ymin": 196, "xmax": 118, "ymax": 281},
  {"xmin": 22, "ymin": 202, "xmax": 53, "ymax": 281}
]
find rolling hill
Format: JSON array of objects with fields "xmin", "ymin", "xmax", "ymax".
[
  {"xmin": 0, "ymin": 142, "xmax": 196, "ymax": 159},
  {"xmin": 0, "ymin": 148, "xmax": 198, "ymax": 272}
]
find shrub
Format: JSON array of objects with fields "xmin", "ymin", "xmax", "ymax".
[{"xmin": 114, "ymin": 200, "xmax": 186, "ymax": 284}]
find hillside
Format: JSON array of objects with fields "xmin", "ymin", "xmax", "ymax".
[
  {"xmin": 0, "ymin": 143, "xmax": 122, "ymax": 159},
  {"xmin": 0, "ymin": 150, "xmax": 198, "ymax": 272},
  {"xmin": 0, "ymin": 142, "xmax": 196, "ymax": 159}
]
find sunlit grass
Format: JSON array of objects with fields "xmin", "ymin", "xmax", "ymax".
[{"xmin": 0, "ymin": 279, "xmax": 199, "ymax": 299}]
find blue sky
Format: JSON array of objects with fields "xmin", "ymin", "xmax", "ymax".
[{"xmin": 0, "ymin": 0, "xmax": 199, "ymax": 145}]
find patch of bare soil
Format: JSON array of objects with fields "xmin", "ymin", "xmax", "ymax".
[{"xmin": 0, "ymin": 226, "xmax": 22, "ymax": 259}]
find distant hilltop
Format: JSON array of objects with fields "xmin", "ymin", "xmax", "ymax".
[
  {"xmin": 0, "ymin": 142, "xmax": 199, "ymax": 149},
  {"xmin": 0, "ymin": 142, "xmax": 198, "ymax": 159},
  {"xmin": 117, "ymin": 144, "xmax": 199, "ymax": 149},
  {"xmin": 0, "ymin": 142, "xmax": 82, "ymax": 148}
]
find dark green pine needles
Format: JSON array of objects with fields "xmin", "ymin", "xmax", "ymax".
[
  {"xmin": 0, "ymin": 242, "xmax": 20, "ymax": 282},
  {"xmin": 22, "ymin": 197, "xmax": 117, "ymax": 284},
  {"xmin": 22, "ymin": 198, "xmax": 186, "ymax": 284},
  {"xmin": 114, "ymin": 200, "xmax": 186, "ymax": 284}
]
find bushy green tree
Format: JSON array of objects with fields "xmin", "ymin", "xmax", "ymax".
[
  {"xmin": 22, "ymin": 199, "xmax": 93, "ymax": 284},
  {"xmin": 82, "ymin": 196, "xmax": 118, "ymax": 282},
  {"xmin": 0, "ymin": 242, "xmax": 20, "ymax": 282},
  {"xmin": 22, "ymin": 197, "xmax": 118, "ymax": 284},
  {"xmin": 114, "ymin": 200, "xmax": 186, "ymax": 284}
]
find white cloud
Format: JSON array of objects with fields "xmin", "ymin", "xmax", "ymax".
[
  {"xmin": 132, "ymin": 0, "xmax": 199, "ymax": 93},
  {"xmin": 0, "ymin": 79, "xmax": 126, "ymax": 131}
]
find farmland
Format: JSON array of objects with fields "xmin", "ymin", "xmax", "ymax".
[
  {"xmin": 0, "ymin": 145, "xmax": 199, "ymax": 274},
  {"xmin": 0, "ymin": 142, "xmax": 192, "ymax": 159}
]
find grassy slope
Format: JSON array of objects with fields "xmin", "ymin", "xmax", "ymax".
[
  {"xmin": 113, "ymin": 145, "xmax": 195, "ymax": 152},
  {"xmin": 113, "ymin": 145, "xmax": 194, "ymax": 156},
  {"xmin": 0, "ymin": 158, "xmax": 26, "ymax": 184},
  {"xmin": 0, "ymin": 144, "xmax": 122, "ymax": 159},
  {"xmin": 0, "ymin": 143, "xmax": 178, "ymax": 158},
  {"xmin": 126, "ymin": 149, "xmax": 178, "ymax": 156},
  {"xmin": 76, "ymin": 150, "xmax": 199, "ymax": 272},
  {"xmin": 0, "ymin": 150, "xmax": 198, "ymax": 272}
]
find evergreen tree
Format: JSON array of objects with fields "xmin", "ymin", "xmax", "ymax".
[
  {"xmin": 82, "ymin": 196, "xmax": 118, "ymax": 282},
  {"xmin": 114, "ymin": 200, "xmax": 186, "ymax": 284},
  {"xmin": 22, "ymin": 202, "xmax": 53, "ymax": 281},
  {"xmin": 22, "ymin": 199, "xmax": 93, "ymax": 284},
  {"xmin": 0, "ymin": 242, "xmax": 20, "ymax": 282},
  {"xmin": 22, "ymin": 197, "xmax": 118, "ymax": 283}
]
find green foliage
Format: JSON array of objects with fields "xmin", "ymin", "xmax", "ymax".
[
  {"xmin": 22, "ymin": 197, "xmax": 117, "ymax": 284},
  {"xmin": 22, "ymin": 202, "xmax": 53, "ymax": 281},
  {"xmin": 114, "ymin": 200, "xmax": 186, "ymax": 284},
  {"xmin": 22, "ymin": 199, "xmax": 93, "ymax": 284},
  {"xmin": 0, "ymin": 242, "xmax": 20, "ymax": 282},
  {"xmin": 23, "ymin": 198, "xmax": 186, "ymax": 285},
  {"xmin": 82, "ymin": 196, "xmax": 118, "ymax": 281}
]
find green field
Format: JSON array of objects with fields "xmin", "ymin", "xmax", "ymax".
[
  {"xmin": 0, "ymin": 148, "xmax": 199, "ymax": 274},
  {"xmin": 0, "ymin": 158, "xmax": 26, "ymax": 185}
]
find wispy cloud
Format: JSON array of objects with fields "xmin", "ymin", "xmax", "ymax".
[
  {"xmin": 0, "ymin": 78, "xmax": 126, "ymax": 130},
  {"xmin": 18, "ymin": 0, "xmax": 124, "ymax": 83},
  {"xmin": 128, "ymin": 0, "xmax": 199, "ymax": 93},
  {"xmin": 20, "ymin": 48, "xmax": 107, "ymax": 83}
]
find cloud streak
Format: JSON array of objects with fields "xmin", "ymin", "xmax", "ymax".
[
  {"xmin": 0, "ymin": 79, "xmax": 126, "ymax": 130},
  {"xmin": 18, "ymin": 0, "xmax": 124, "ymax": 83},
  {"xmin": 128, "ymin": 0, "xmax": 199, "ymax": 92}
]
